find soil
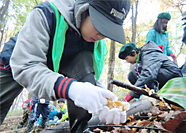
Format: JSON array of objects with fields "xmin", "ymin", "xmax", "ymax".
[
  {"xmin": 1, "ymin": 102, "xmax": 186, "ymax": 133},
  {"xmin": 0, "ymin": 115, "xmax": 23, "ymax": 132},
  {"xmin": 0, "ymin": 115, "xmax": 59, "ymax": 133}
]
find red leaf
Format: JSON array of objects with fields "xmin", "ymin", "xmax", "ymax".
[{"xmin": 162, "ymin": 111, "xmax": 186, "ymax": 132}]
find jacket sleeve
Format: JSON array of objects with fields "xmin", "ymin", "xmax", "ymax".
[
  {"xmin": 10, "ymin": 8, "xmax": 75, "ymax": 101},
  {"xmin": 165, "ymin": 33, "xmax": 173, "ymax": 56},
  {"xmin": 61, "ymin": 108, "xmax": 68, "ymax": 121},
  {"xmin": 134, "ymin": 52, "xmax": 162, "ymax": 89},
  {"xmin": 182, "ymin": 26, "xmax": 186, "ymax": 44},
  {"xmin": 145, "ymin": 29, "xmax": 155, "ymax": 44},
  {"xmin": 0, "ymin": 32, "xmax": 18, "ymax": 68}
]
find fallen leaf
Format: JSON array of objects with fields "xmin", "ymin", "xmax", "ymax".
[{"xmin": 161, "ymin": 111, "xmax": 186, "ymax": 132}]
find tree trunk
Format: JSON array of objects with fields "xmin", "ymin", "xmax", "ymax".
[
  {"xmin": 130, "ymin": 0, "xmax": 139, "ymax": 71},
  {"xmin": 0, "ymin": 0, "xmax": 10, "ymax": 48},
  {"xmin": 131, "ymin": 0, "xmax": 138, "ymax": 43},
  {"xmin": 107, "ymin": 40, "xmax": 115, "ymax": 92}
]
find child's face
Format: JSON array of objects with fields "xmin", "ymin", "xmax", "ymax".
[
  {"xmin": 80, "ymin": 16, "xmax": 106, "ymax": 42},
  {"xmin": 161, "ymin": 19, "xmax": 169, "ymax": 29},
  {"xmin": 125, "ymin": 51, "xmax": 137, "ymax": 64},
  {"xmin": 58, "ymin": 102, "xmax": 64, "ymax": 108}
]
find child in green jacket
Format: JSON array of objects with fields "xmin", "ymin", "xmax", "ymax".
[{"xmin": 56, "ymin": 99, "xmax": 68, "ymax": 122}]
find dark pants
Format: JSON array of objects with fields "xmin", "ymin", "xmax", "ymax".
[
  {"xmin": 60, "ymin": 50, "xmax": 96, "ymax": 132},
  {"xmin": 36, "ymin": 104, "xmax": 50, "ymax": 119},
  {"xmin": 128, "ymin": 63, "xmax": 180, "ymax": 98},
  {"xmin": 19, "ymin": 108, "xmax": 31, "ymax": 126},
  {"xmin": 0, "ymin": 71, "xmax": 23, "ymax": 125},
  {"xmin": 128, "ymin": 70, "xmax": 165, "ymax": 88},
  {"xmin": 180, "ymin": 61, "xmax": 186, "ymax": 76},
  {"xmin": 29, "ymin": 102, "xmax": 49, "ymax": 122}
]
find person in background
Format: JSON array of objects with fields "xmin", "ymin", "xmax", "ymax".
[
  {"xmin": 17, "ymin": 97, "xmax": 33, "ymax": 129},
  {"xmin": 180, "ymin": 11, "xmax": 186, "ymax": 76},
  {"xmin": 0, "ymin": 32, "xmax": 23, "ymax": 125},
  {"xmin": 48, "ymin": 104, "xmax": 59, "ymax": 123},
  {"xmin": 37, "ymin": 104, "xmax": 59, "ymax": 125},
  {"xmin": 182, "ymin": 11, "xmax": 186, "ymax": 44},
  {"xmin": 118, "ymin": 42, "xmax": 182, "ymax": 102},
  {"xmin": 26, "ymin": 96, "xmax": 50, "ymax": 132},
  {"xmin": 0, "ymin": 0, "xmax": 131, "ymax": 131},
  {"xmin": 56, "ymin": 99, "xmax": 68, "ymax": 123},
  {"xmin": 145, "ymin": 12, "xmax": 177, "ymax": 63}
]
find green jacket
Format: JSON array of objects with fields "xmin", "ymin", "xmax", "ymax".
[
  {"xmin": 59, "ymin": 104, "xmax": 68, "ymax": 121},
  {"xmin": 145, "ymin": 28, "xmax": 173, "ymax": 56}
]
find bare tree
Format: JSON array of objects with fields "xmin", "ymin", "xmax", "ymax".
[
  {"xmin": 130, "ymin": 0, "xmax": 139, "ymax": 71},
  {"xmin": 131, "ymin": 0, "xmax": 138, "ymax": 43},
  {"xmin": 107, "ymin": 40, "xmax": 115, "ymax": 92},
  {"xmin": 0, "ymin": 0, "xmax": 10, "ymax": 47}
]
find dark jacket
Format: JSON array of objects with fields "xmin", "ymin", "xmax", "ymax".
[
  {"xmin": 0, "ymin": 33, "xmax": 19, "ymax": 72},
  {"xmin": 132, "ymin": 41, "xmax": 182, "ymax": 89},
  {"xmin": 32, "ymin": 96, "xmax": 50, "ymax": 105},
  {"xmin": 182, "ymin": 26, "xmax": 186, "ymax": 44}
]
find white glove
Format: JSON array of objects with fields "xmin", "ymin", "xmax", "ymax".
[
  {"xmin": 68, "ymin": 82, "xmax": 117, "ymax": 114},
  {"xmin": 99, "ymin": 102, "xmax": 130, "ymax": 125},
  {"xmin": 57, "ymin": 120, "xmax": 62, "ymax": 123}
]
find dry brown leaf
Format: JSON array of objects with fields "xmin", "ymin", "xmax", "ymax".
[
  {"xmin": 171, "ymin": 105, "xmax": 183, "ymax": 111},
  {"xmin": 125, "ymin": 120, "xmax": 137, "ymax": 126},
  {"xmin": 93, "ymin": 128, "xmax": 102, "ymax": 133},
  {"xmin": 162, "ymin": 119, "xmax": 180, "ymax": 132},
  {"xmin": 119, "ymin": 128, "xmax": 135, "ymax": 133},
  {"xmin": 106, "ymin": 98, "xmax": 126, "ymax": 111},
  {"xmin": 132, "ymin": 120, "xmax": 150, "ymax": 132},
  {"xmin": 174, "ymin": 111, "xmax": 186, "ymax": 121},
  {"xmin": 150, "ymin": 106, "xmax": 161, "ymax": 116},
  {"xmin": 113, "ymin": 124, "xmax": 122, "ymax": 132},
  {"xmin": 158, "ymin": 112, "xmax": 169, "ymax": 119},
  {"xmin": 154, "ymin": 121, "xmax": 169, "ymax": 132},
  {"xmin": 161, "ymin": 111, "xmax": 186, "ymax": 132},
  {"xmin": 110, "ymin": 130, "xmax": 119, "ymax": 133},
  {"xmin": 140, "ymin": 129, "xmax": 148, "ymax": 133},
  {"xmin": 159, "ymin": 101, "xmax": 166, "ymax": 107},
  {"xmin": 127, "ymin": 115, "xmax": 134, "ymax": 122}
]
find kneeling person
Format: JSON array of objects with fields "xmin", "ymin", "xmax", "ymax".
[
  {"xmin": 56, "ymin": 99, "xmax": 68, "ymax": 122},
  {"xmin": 118, "ymin": 41, "xmax": 183, "ymax": 102}
]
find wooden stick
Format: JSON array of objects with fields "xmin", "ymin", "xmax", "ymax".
[{"xmin": 110, "ymin": 79, "xmax": 183, "ymax": 108}]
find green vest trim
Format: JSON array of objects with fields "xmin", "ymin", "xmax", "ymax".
[
  {"xmin": 49, "ymin": 2, "xmax": 68, "ymax": 73},
  {"xmin": 49, "ymin": 1, "xmax": 107, "ymax": 81},
  {"xmin": 135, "ymin": 51, "xmax": 141, "ymax": 63}
]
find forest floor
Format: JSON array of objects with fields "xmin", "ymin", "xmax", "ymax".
[
  {"xmin": 1, "ymin": 99, "xmax": 186, "ymax": 133},
  {"xmin": 0, "ymin": 115, "xmax": 24, "ymax": 132}
]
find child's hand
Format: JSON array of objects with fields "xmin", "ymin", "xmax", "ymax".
[
  {"xmin": 99, "ymin": 106, "xmax": 126, "ymax": 124},
  {"xmin": 99, "ymin": 101, "xmax": 130, "ymax": 124},
  {"xmin": 69, "ymin": 82, "xmax": 117, "ymax": 114}
]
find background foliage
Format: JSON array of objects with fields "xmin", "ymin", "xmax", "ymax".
[{"xmin": 0, "ymin": 0, "xmax": 186, "ymax": 100}]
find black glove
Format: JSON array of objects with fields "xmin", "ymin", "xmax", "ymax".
[{"xmin": 56, "ymin": 111, "xmax": 63, "ymax": 119}]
